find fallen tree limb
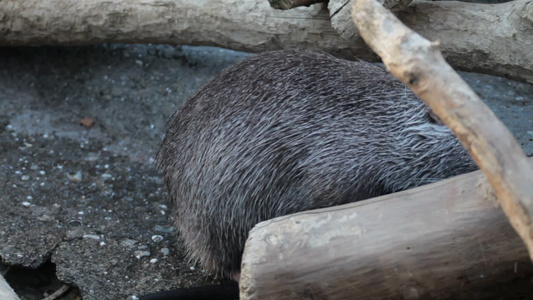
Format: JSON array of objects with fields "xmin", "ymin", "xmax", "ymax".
[
  {"xmin": 329, "ymin": 0, "xmax": 413, "ymax": 41},
  {"xmin": 240, "ymin": 169, "xmax": 533, "ymax": 300},
  {"xmin": 398, "ymin": 0, "xmax": 533, "ymax": 83},
  {"xmin": 329, "ymin": 0, "xmax": 533, "ymax": 83},
  {"xmin": 0, "ymin": 0, "xmax": 365, "ymax": 59},
  {"xmin": 0, "ymin": 273, "xmax": 20, "ymax": 300},
  {"xmin": 352, "ymin": 0, "xmax": 533, "ymax": 260},
  {"xmin": 0, "ymin": 0, "xmax": 531, "ymax": 83}
]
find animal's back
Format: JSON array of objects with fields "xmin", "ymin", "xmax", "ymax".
[{"xmin": 157, "ymin": 49, "xmax": 477, "ymax": 278}]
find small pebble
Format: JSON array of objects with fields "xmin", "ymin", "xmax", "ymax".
[
  {"xmin": 150, "ymin": 258, "xmax": 158, "ymax": 264},
  {"xmin": 22, "ymin": 201, "xmax": 31, "ymax": 207},
  {"xmin": 83, "ymin": 234, "xmax": 100, "ymax": 240},
  {"xmin": 189, "ymin": 266, "xmax": 195, "ymax": 271},
  {"xmin": 154, "ymin": 225, "xmax": 174, "ymax": 233},
  {"xmin": 26, "ymin": 196, "xmax": 33, "ymax": 200},
  {"xmin": 120, "ymin": 239, "xmax": 138, "ymax": 248},
  {"xmin": 160, "ymin": 248, "xmax": 170, "ymax": 256},
  {"xmin": 67, "ymin": 171, "xmax": 83, "ymax": 182},
  {"xmin": 39, "ymin": 170, "xmax": 46, "ymax": 175},
  {"xmin": 21, "ymin": 175, "xmax": 30, "ymax": 181},
  {"xmin": 134, "ymin": 250, "xmax": 151, "ymax": 259},
  {"xmin": 151, "ymin": 235, "xmax": 164, "ymax": 243}
]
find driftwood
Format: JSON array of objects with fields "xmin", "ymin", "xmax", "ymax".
[
  {"xmin": 240, "ymin": 169, "xmax": 533, "ymax": 300},
  {"xmin": 0, "ymin": 273, "xmax": 19, "ymax": 300},
  {"xmin": 352, "ymin": 0, "xmax": 533, "ymax": 260},
  {"xmin": 0, "ymin": 0, "xmax": 531, "ymax": 83}
]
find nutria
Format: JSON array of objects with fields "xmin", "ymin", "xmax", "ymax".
[{"xmin": 152, "ymin": 49, "xmax": 477, "ymax": 297}]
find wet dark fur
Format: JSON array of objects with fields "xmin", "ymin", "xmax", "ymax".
[{"xmin": 156, "ymin": 49, "xmax": 478, "ymax": 279}]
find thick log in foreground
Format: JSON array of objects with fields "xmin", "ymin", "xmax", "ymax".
[
  {"xmin": 0, "ymin": 273, "xmax": 19, "ymax": 300},
  {"xmin": 352, "ymin": 0, "xmax": 533, "ymax": 260},
  {"xmin": 0, "ymin": 0, "xmax": 532, "ymax": 83},
  {"xmin": 240, "ymin": 170, "xmax": 533, "ymax": 300}
]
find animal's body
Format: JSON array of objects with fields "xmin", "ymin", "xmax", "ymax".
[{"xmin": 156, "ymin": 49, "xmax": 478, "ymax": 281}]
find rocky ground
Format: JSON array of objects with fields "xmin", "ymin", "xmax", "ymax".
[{"xmin": 0, "ymin": 45, "xmax": 531, "ymax": 300}]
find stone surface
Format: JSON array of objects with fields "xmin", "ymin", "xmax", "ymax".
[{"xmin": 0, "ymin": 44, "xmax": 531, "ymax": 300}]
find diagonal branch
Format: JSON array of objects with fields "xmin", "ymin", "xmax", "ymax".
[{"xmin": 352, "ymin": 0, "xmax": 533, "ymax": 260}]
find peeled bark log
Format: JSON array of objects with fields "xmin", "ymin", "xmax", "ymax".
[
  {"xmin": 0, "ymin": 0, "xmax": 365, "ymax": 60},
  {"xmin": 329, "ymin": 0, "xmax": 413, "ymax": 41},
  {"xmin": 352, "ymin": 0, "xmax": 533, "ymax": 260},
  {"xmin": 240, "ymin": 169, "xmax": 533, "ymax": 300},
  {"xmin": 0, "ymin": 0, "xmax": 531, "ymax": 83},
  {"xmin": 330, "ymin": 0, "xmax": 533, "ymax": 83},
  {"xmin": 398, "ymin": 0, "xmax": 533, "ymax": 84}
]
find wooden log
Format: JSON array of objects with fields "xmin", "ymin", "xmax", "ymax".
[
  {"xmin": 352, "ymin": 0, "xmax": 533, "ymax": 261},
  {"xmin": 240, "ymin": 169, "xmax": 533, "ymax": 300},
  {"xmin": 329, "ymin": 0, "xmax": 533, "ymax": 83},
  {"xmin": 0, "ymin": 0, "xmax": 531, "ymax": 83},
  {"xmin": 329, "ymin": 0, "xmax": 413, "ymax": 41},
  {"xmin": 0, "ymin": 0, "xmax": 364, "ymax": 60},
  {"xmin": 397, "ymin": 0, "xmax": 533, "ymax": 80},
  {"xmin": 0, "ymin": 273, "xmax": 20, "ymax": 300}
]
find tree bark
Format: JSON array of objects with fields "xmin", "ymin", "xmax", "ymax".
[
  {"xmin": 0, "ymin": 0, "xmax": 531, "ymax": 83},
  {"xmin": 329, "ymin": 0, "xmax": 533, "ymax": 83},
  {"xmin": 398, "ymin": 0, "xmax": 533, "ymax": 84},
  {"xmin": 329, "ymin": 0, "xmax": 413, "ymax": 41},
  {"xmin": 240, "ymin": 169, "xmax": 533, "ymax": 300},
  {"xmin": 0, "ymin": 0, "xmax": 364, "ymax": 59},
  {"xmin": 352, "ymin": 0, "xmax": 533, "ymax": 261}
]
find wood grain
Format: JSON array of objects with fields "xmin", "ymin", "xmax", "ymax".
[{"xmin": 240, "ymin": 169, "xmax": 533, "ymax": 299}]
